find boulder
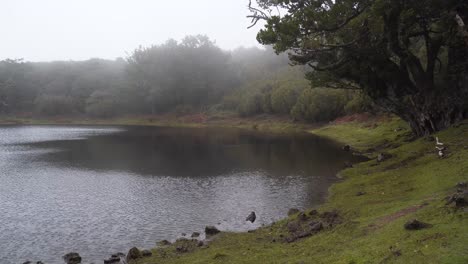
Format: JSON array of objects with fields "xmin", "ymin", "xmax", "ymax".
[
  {"xmin": 63, "ymin": 252, "xmax": 81, "ymax": 264},
  {"xmin": 447, "ymin": 190, "xmax": 468, "ymax": 207},
  {"xmin": 141, "ymin": 249, "xmax": 152, "ymax": 257},
  {"xmin": 205, "ymin": 226, "xmax": 221, "ymax": 236},
  {"xmin": 307, "ymin": 209, "xmax": 318, "ymax": 216},
  {"xmin": 111, "ymin": 253, "xmax": 125, "ymax": 258},
  {"xmin": 157, "ymin": 240, "xmax": 172, "ymax": 246},
  {"xmin": 288, "ymin": 208, "xmax": 300, "ymax": 216},
  {"xmin": 103, "ymin": 256, "xmax": 120, "ymax": 264},
  {"xmin": 309, "ymin": 222, "xmax": 323, "ymax": 232},
  {"xmin": 287, "ymin": 221, "xmax": 300, "ymax": 233},
  {"xmin": 174, "ymin": 238, "xmax": 200, "ymax": 253},
  {"xmin": 297, "ymin": 212, "xmax": 309, "ymax": 221},
  {"xmin": 191, "ymin": 232, "xmax": 200, "ymax": 238},
  {"xmin": 246, "ymin": 211, "xmax": 256, "ymax": 223},
  {"xmin": 404, "ymin": 219, "xmax": 431, "ymax": 230},
  {"xmin": 126, "ymin": 247, "xmax": 141, "ymax": 262},
  {"xmin": 319, "ymin": 210, "xmax": 341, "ymax": 228}
]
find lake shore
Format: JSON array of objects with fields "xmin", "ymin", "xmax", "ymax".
[
  {"xmin": 0, "ymin": 112, "xmax": 322, "ymax": 134},
  {"xmin": 129, "ymin": 117, "xmax": 467, "ymax": 264},
  {"xmin": 4, "ymin": 115, "xmax": 467, "ymax": 263}
]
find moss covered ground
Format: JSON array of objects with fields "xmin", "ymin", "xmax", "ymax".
[{"xmin": 132, "ymin": 117, "xmax": 468, "ymax": 264}]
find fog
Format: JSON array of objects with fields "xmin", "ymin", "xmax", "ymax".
[{"xmin": 1, "ymin": 0, "xmax": 262, "ymax": 61}]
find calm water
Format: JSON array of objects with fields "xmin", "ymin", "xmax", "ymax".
[{"xmin": 0, "ymin": 125, "xmax": 363, "ymax": 263}]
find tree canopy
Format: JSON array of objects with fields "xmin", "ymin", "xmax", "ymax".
[{"xmin": 250, "ymin": 0, "xmax": 468, "ymax": 135}]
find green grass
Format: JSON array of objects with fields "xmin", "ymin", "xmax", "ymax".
[{"xmin": 133, "ymin": 118, "xmax": 468, "ymax": 264}]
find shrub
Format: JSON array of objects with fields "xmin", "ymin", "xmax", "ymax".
[{"xmin": 291, "ymin": 88, "xmax": 347, "ymax": 122}]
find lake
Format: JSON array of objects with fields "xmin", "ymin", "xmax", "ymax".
[{"xmin": 0, "ymin": 125, "xmax": 363, "ymax": 263}]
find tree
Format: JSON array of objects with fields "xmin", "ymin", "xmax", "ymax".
[{"xmin": 249, "ymin": 0, "xmax": 468, "ymax": 135}]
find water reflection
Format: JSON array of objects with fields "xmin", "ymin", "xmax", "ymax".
[{"xmin": 0, "ymin": 125, "xmax": 363, "ymax": 264}]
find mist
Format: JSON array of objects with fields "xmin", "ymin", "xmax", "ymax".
[{"xmin": 1, "ymin": 0, "xmax": 262, "ymax": 61}]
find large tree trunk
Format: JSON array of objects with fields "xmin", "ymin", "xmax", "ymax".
[{"xmin": 398, "ymin": 92, "xmax": 466, "ymax": 136}]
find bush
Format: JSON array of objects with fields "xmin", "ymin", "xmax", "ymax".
[
  {"xmin": 291, "ymin": 88, "xmax": 347, "ymax": 122},
  {"xmin": 85, "ymin": 91, "xmax": 119, "ymax": 118},
  {"xmin": 34, "ymin": 95, "xmax": 76, "ymax": 116},
  {"xmin": 344, "ymin": 92, "xmax": 375, "ymax": 114},
  {"xmin": 270, "ymin": 85, "xmax": 298, "ymax": 114}
]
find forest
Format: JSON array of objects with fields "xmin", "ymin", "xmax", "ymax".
[{"xmin": 0, "ymin": 35, "xmax": 370, "ymax": 123}]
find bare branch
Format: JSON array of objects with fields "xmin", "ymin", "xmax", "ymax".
[{"xmin": 247, "ymin": 0, "xmax": 271, "ymax": 29}]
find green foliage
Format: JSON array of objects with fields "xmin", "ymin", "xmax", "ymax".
[
  {"xmin": 270, "ymin": 85, "xmax": 298, "ymax": 114},
  {"xmin": 126, "ymin": 35, "xmax": 237, "ymax": 113},
  {"xmin": 344, "ymin": 92, "xmax": 375, "ymax": 114},
  {"xmin": 34, "ymin": 95, "xmax": 75, "ymax": 116},
  {"xmin": 85, "ymin": 90, "xmax": 119, "ymax": 118},
  {"xmin": 0, "ymin": 35, "xmax": 371, "ymax": 122},
  {"xmin": 290, "ymin": 88, "xmax": 347, "ymax": 122},
  {"xmin": 252, "ymin": 0, "xmax": 468, "ymax": 135}
]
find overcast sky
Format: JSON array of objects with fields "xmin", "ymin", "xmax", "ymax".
[{"xmin": 1, "ymin": 0, "xmax": 264, "ymax": 62}]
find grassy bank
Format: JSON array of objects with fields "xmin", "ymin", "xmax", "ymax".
[{"xmin": 132, "ymin": 117, "xmax": 468, "ymax": 264}]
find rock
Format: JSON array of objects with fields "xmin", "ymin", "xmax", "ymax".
[
  {"xmin": 157, "ymin": 240, "xmax": 172, "ymax": 246},
  {"xmin": 176, "ymin": 245, "xmax": 189, "ymax": 253},
  {"xmin": 404, "ymin": 219, "xmax": 432, "ymax": 230},
  {"xmin": 197, "ymin": 240, "xmax": 204, "ymax": 247},
  {"xmin": 63, "ymin": 252, "xmax": 81, "ymax": 264},
  {"xmin": 456, "ymin": 182, "xmax": 467, "ymax": 189},
  {"xmin": 297, "ymin": 212, "xmax": 309, "ymax": 221},
  {"xmin": 447, "ymin": 190, "xmax": 468, "ymax": 207},
  {"xmin": 37, "ymin": 262, "xmax": 44, "ymax": 264},
  {"xmin": 141, "ymin": 249, "xmax": 152, "ymax": 257},
  {"xmin": 111, "ymin": 253, "xmax": 125, "ymax": 258},
  {"xmin": 295, "ymin": 229, "xmax": 313, "ymax": 239},
  {"xmin": 181, "ymin": 233, "xmax": 186, "ymax": 236},
  {"xmin": 356, "ymin": 191, "xmax": 366, "ymax": 196},
  {"xmin": 307, "ymin": 209, "xmax": 318, "ymax": 216},
  {"xmin": 287, "ymin": 221, "xmax": 300, "ymax": 233},
  {"xmin": 174, "ymin": 238, "xmax": 200, "ymax": 253},
  {"xmin": 205, "ymin": 226, "xmax": 221, "ymax": 236},
  {"xmin": 126, "ymin": 247, "xmax": 141, "ymax": 262},
  {"xmin": 321, "ymin": 210, "xmax": 341, "ymax": 227},
  {"xmin": 377, "ymin": 153, "xmax": 392, "ymax": 162},
  {"xmin": 344, "ymin": 161, "xmax": 353, "ymax": 168},
  {"xmin": 103, "ymin": 256, "xmax": 120, "ymax": 264},
  {"xmin": 246, "ymin": 211, "xmax": 256, "ymax": 223},
  {"xmin": 22, "ymin": 261, "xmax": 31, "ymax": 264},
  {"xmin": 309, "ymin": 222, "xmax": 323, "ymax": 232},
  {"xmin": 342, "ymin": 145, "xmax": 351, "ymax": 152},
  {"xmin": 191, "ymin": 232, "xmax": 200, "ymax": 238},
  {"xmin": 288, "ymin": 208, "xmax": 300, "ymax": 216}
]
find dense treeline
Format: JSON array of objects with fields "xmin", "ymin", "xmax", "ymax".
[{"xmin": 0, "ymin": 35, "xmax": 369, "ymax": 121}]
